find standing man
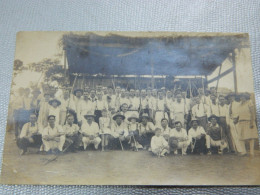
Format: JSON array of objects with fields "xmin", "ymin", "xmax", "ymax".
[
  {"xmin": 155, "ymin": 90, "xmax": 168, "ymax": 125},
  {"xmin": 42, "ymin": 115, "xmax": 66, "ymax": 154},
  {"xmin": 171, "ymin": 93, "xmax": 188, "ymax": 129},
  {"xmin": 191, "ymin": 96, "xmax": 209, "ymax": 130}
]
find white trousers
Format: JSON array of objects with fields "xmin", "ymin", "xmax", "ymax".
[
  {"xmin": 206, "ymin": 135, "xmax": 228, "ymax": 151},
  {"xmin": 82, "ymin": 136, "xmax": 101, "ymax": 150},
  {"xmin": 42, "ymin": 135, "xmax": 66, "ymax": 151}
]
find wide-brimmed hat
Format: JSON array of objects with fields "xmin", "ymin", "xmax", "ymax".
[
  {"xmin": 208, "ymin": 114, "xmax": 220, "ymax": 123},
  {"xmin": 112, "ymin": 112, "xmax": 125, "ymax": 120},
  {"xmin": 140, "ymin": 113, "xmax": 150, "ymax": 121},
  {"xmin": 49, "ymin": 99, "xmax": 61, "ymax": 106},
  {"xmin": 73, "ymin": 89, "xmax": 83, "ymax": 95},
  {"xmin": 190, "ymin": 118, "xmax": 199, "ymax": 126},
  {"xmin": 84, "ymin": 111, "xmax": 96, "ymax": 119},
  {"xmin": 128, "ymin": 114, "xmax": 139, "ymax": 122}
]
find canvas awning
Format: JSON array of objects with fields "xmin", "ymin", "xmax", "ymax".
[{"xmin": 62, "ymin": 32, "xmax": 249, "ymax": 76}]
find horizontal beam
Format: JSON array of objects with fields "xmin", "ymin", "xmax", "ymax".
[{"xmin": 207, "ymin": 68, "xmax": 233, "ymax": 84}]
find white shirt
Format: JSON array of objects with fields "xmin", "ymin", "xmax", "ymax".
[
  {"xmin": 42, "ymin": 125, "xmax": 64, "ymax": 137},
  {"xmin": 63, "ymin": 123, "xmax": 79, "ymax": 135},
  {"xmin": 151, "ymin": 135, "xmax": 168, "ymax": 150},
  {"xmin": 111, "ymin": 121, "xmax": 129, "ymax": 137},
  {"xmin": 156, "ymin": 98, "xmax": 165, "ymax": 111},
  {"xmin": 129, "ymin": 97, "xmax": 140, "ymax": 110},
  {"xmin": 96, "ymin": 99, "xmax": 108, "ymax": 110},
  {"xmin": 172, "ymin": 100, "xmax": 188, "ymax": 114},
  {"xmin": 169, "ymin": 128, "xmax": 188, "ymax": 140},
  {"xmin": 139, "ymin": 122, "xmax": 155, "ymax": 134},
  {"xmin": 81, "ymin": 121, "xmax": 100, "ymax": 136},
  {"xmin": 192, "ymin": 103, "xmax": 209, "ymax": 117},
  {"xmin": 188, "ymin": 126, "xmax": 206, "ymax": 142},
  {"xmin": 20, "ymin": 122, "xmax": 39, "ymax": 138}
]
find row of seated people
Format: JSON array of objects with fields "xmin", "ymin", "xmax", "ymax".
[{"xmin": 17, "ymin": 109, "xmax": 228, "ymax": 156}]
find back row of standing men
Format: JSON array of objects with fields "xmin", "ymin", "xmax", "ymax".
[{"xmin": 10, "ymin": 84, "xmax": 258, "ymax": 156}]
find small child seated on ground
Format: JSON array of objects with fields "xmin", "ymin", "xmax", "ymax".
[{"xmin": 151, "ymin": 128, "xmax": 169, "ymax": 157}]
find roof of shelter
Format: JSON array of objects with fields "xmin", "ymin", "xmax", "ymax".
[{"xmin": 61, "ymin": 32, "xmax": 250, "ymax": 76}]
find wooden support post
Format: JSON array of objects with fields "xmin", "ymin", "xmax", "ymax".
[
  {"xmin": 216, "ymin": 64, "xmax": 222, "ymax": 93},
  {"xmin": 231, "ymin": 51, "xmax": 238, "ymax": 93}
]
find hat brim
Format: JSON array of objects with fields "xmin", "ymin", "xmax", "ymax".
[
  {"xmin": 208, "ymin": 116, "xmax": 220, "ymax": 122},
  {"xmin": 49, "ymin": 99, "xmax": 61, "ymax": 106},
  {"xmin": 113, "ymin": 114, "xmax": 125, "ymax": 120},
  {"xmin": 84, "ymin": 115, "xmax": 95, "ymax": 119},
  {"xmin": 128, "ymin": 117, "xmax": 139, "ymax": 122},
  {"xmin": 190, "ymin": 119, "xmax": 199, "ymax": 125}
]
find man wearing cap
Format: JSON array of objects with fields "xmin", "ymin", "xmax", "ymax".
[
  {"xmin": 233, "ymin": 93, "xmax": 258, "ymax": 156},
  {"xmin": 110, "ymin": 112, "xmax": 130, "ymax": 149},
  {"xmin": 73, "ymin": 89, "xmax": 85, "ymax": 123},
  {"xmin": 138, "ymin": 113, "xmax": 155, "ymax": 150},
  {"xmin": 140, "ymin": 89, "xmax": 149, "ymax": 116},
  {"xmin": 171, "ymin": 93, "xmax": 189, "ymax": 129},
  {"xmin": 127, "ymin": 114, "xmax": 142, "ymax": 150},
  {"xmin": 17, "ymin": 113, "xmax": 42, "ymax": 155},
  {"xmin": 63, "ymin": 114, "xmax": 80, "ymax": 152},
  {"xmin": 81, "ymin": 111, "xmax": 101, "ymax": 150},
  {"xmin": 119, "ymin": 89, "xmax": 130, "ymax": 107},
  {"xmin": 169, "ymin": 121, "xmax": 190, "ymax": 155},
  {"xmin": 206, "ymin": 115, "xmax": 228, "ymax": 155},
  {"xmin": 191, "ymin": 96, "xmax": 210, "ymax": 130},
  {"xmin": 38, "ymin": 93, "xmax": 51, "ymax": 130},
  {"xmin": 42, "ymin": 115, "xmax": 66, "ymax": 154},
  {"xmin": 155, "ymin": 90, "xmax": 168, "ymax": 125},
  {"xmin": 149, "ymin": 89, "xmax": 157, "ymax": 121},
  {"xmin": 188, "ymin": 118, "xmax": 207, "ymax": 155},
  {"xmin": 128, "ymin": 89, "xmax": 140, "ymax": 116},
  {"xmin": 95, "ymin": 91, "xmax": 108, "ymax": 123},
  {"xmin": 59, "ymin": 89, "xmax": 76, "ymax": 125},
  {"xmin": 30, "ymin": 88, "xmax": 41, "ymax": 115},
  {"xmin": 48, "ymin": 99, "xmax": 62, "ymax": 125}
]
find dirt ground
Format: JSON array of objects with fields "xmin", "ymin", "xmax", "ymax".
[{"xmin": 1, "ymin": 131, "xmax": 260, "ymax": 185}]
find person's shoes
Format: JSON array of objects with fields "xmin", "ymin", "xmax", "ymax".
[
  {"xmin": 207, "ymin": 150, "xmax": 212, "ymax": 155},
  {"xmin": 174, "ymin": 150, "xmax": 178, "ymax": 155},
  {"xmin": 218, "ymin": 149, "xmax": 223, "ymax": 155},
  {"xmin": 182, "ymin": 152, "xmax": 187, "ymax": 156}
]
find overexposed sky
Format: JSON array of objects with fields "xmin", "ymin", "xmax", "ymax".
[{"xmin": 14, "ymin": 32, "xmax": 255, "ymax": 93}]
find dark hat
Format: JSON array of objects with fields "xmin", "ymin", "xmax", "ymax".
[
  {"xmin": 47, "ymin": 115, "xmax": 56, "ymax": 120},
  {"xmin": 208, "ymin": 114, "xmax": 220, "ymax": 123},
  {"xmin": 113, "ymin": 112, "xmax": 125, "ymax": 120},
  {"xmin": 128, "ymin": 114, "xmax": 139, "ymax": 122},
  {"xmin": 190, "ymin": 118, "xmax": 199, "ymax": 126},
  {"xmin": 49, "ymin": 99, "xmax": 61, "ymax": 106},
  {"xmin": 140, "ymin": 113, "xmax": 150, "ymax": 120},
  {"xmin": 84, "ymin": 111, "xmax": 95, "ymax": 119},
  {"xmin": 73, "ymin": 89, "xmax": 83, "ymax": 95}
]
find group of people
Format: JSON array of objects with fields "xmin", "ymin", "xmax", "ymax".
[{"xmin": 9, "ymin": 83, "xmax": 258, "ymax": 157}]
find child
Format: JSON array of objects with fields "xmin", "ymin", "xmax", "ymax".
[
  {"xmin": 127, "ymin": 114, "xmax": 141, "ymax": 151},
  {"xmin": 151, "ymin": 128, "xmax": 169, "ymax": 157},
  {"xmin": 99, "ymin": 109, "xmax": 112, "ymax": 151}
]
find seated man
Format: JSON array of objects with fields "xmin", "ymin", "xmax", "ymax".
[
  {"xmin": 63, "ymin": 114, "xmax": 80, "ymax": 152},
  {"xmin": 188, "ymin": 118, "xmax": 207, "ymax": 155},
  {"xmin": 138, "ymin": 113, "xmax": 155, "ymax": 150},
  {"xmin": 42, "ymin": 115, "xmax": 66, "ymax": 154},
  {"xmin": 169, "ymin": 121, "xmax": 190, "ymax": 155},
  {"xmin": 206, "ymin": 115, "xmax": 228, "ymax": 155},
  {"xmin": 17, "ymin": 113, "xmax": 42, "ymax": 155},
  {"xmin": 110, "ymin": 112, "xmax": 130, "ymax": 150},
  {"xmin": 151, "ymin": 128, "xmax": 169, "ymax": 157},
  {"xmin": 156, "ymin": 118, "xmax": 171, "ymax": 141},
  {"xmin": 81, "ymin": 111, "xmax": 101, "ymax": 150}
]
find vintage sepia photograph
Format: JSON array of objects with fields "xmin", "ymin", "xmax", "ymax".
[{"xmin": 1, "ymin": 31, "xmax": 259, "ymax": 185}]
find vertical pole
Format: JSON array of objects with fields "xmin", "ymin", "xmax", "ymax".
[
  {"xmin": 216, "ymin": 64, "xmax": 222, "ymax": 93},
  {"xmin": 151, "ymin": 57, "xmax": 154, "ymax": 89},
  {"xmin": 231, "ymin": 51, "xmax": 238, "ymax": 93}
]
